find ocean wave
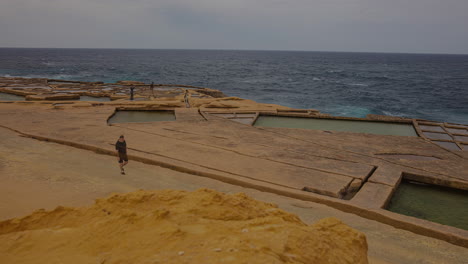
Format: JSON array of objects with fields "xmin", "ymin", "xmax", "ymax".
[
  {"xmin": 1, "ymin": 73, "xmax": 77, "ymax": 80},
  {"xmin": 29, "ymin": 74, "xmax": 76, "ymax": 80},
  {"xmin": 324, "ymin": 106, "xmax": 373, "ymax": 118},
  {"xmin": 260, "ymin": 88, "xmax": 282, "ymax": 93},
  {"xmin": 1, "ymin": 49, "xmax": 467, "ymax": 124},
  {"xmin": 0, "ymin": 74, "xmax": 36, "ymax": 79},
  {"xmin": 382, "ymin": 111, "xmax": 406, "ymax": 117},
  {"xmin": 347, "ymin": 83, "xmax": 368, "ymax": 87},
  {"xmin": 370, "ymin": 76, "xmax": 391, "ymax": 81},
  {"xmin": 41, "ymin": 61, "xmax": 56, "ymax": 66}
]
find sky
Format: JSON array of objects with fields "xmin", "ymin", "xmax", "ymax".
[{"xmin": 1, "ymin": 0, "xmax": 468, "ymax": 54}]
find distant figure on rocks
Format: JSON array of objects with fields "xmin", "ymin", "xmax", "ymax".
[
  {"xmin": 130, "ymin": 86, "xmax": 135, "ymax": 101},
  {"xmin": 150, "ymin": 82, "xmax": 154, "ymax": 97},
  {"xmin": 115, "ymin": 135, "xmax": 128, "ymax": 175}
]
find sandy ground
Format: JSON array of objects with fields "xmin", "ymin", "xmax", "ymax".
[
  {"xmin": 0, "ymin": 189, "xmax": 368, "ymax": 264},
  {"xmin": 0, "ymin": 127, "xmax": 467, "ymax": 263}
]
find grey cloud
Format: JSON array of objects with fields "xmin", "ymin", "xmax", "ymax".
[{"xmin": 0, "ymin": 0, "xmax": 467, "ymax": 53}]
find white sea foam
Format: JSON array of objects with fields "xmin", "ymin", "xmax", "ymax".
[
  {"xmin": 348, "ymin": 83, "xmax": 368, "ymax": 87},
  {"xmin": 1, "ymin": 74, "xmax": 33, "ymax": 78},
  {"xmin": 382, "ymin": 111, "xmax": 405, "ymax": 117},
  {"xmin": 329, "ymin": 106, "xmax": 372, "ymax": 118},
  {"xmin": 18, "ymin": 74, "xmax": 77, "ymax": 80},
  {"xmin": 4, "ymin": 73, "xmax": 83, "ymax": 81},
  {"xmin": 41, "ymin": 61, "xmax": 56, "ymax": 66}
]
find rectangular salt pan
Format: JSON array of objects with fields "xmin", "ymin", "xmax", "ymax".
[
  {"xmin": 419, "ymin": 125, "xmax": 445, "ymax": 132},
  {"xmin": 453, "ymin": 135, "xmax": 468, "ymax": 143},
  {"xmin": 254, "ymin": 116, "xmax": 418, "ymax": 137},
  {"xmin": 230, "ymin": 118, "xmax": 254, "ymax": 125},
  {"xmin": 0, "ymin": 93, "xmax": 25, "ymax": 101},
  {"xmin": 422, "ymin": 132, "xmax": 452, "ymax": 140},
  {"xmin": 236, "ymin": 114, "xmax": 257, "ymax": 118},
  {"xmin": 211, "ymin": 113, "xmax": 236, "ymax": 118},
  {"xmin": 434, "ymin": 141, "xmax": 461, "ymax": 151},
  {"xmin": 80, "ymin": 96, "xmax": 110, "ymax": 102},
  {"xmin": 446, "ymin": 128, "xmax": 468, "ymax": 135},
  {"xmin": 387, "ymin": 180, "xmax": 468, "ymax": 230}
]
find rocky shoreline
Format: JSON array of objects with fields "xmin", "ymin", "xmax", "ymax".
[{"xmin": 0, "ymin": 77, "xmax": 226, "ymax": 101}]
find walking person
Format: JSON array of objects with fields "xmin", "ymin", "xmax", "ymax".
[
  {"xmin": 130, "ymin": 86, "xmax": 135, "ymax": 101},
  {"xmin": 115, "ymin": 135, "xmax": 128, "ymax": 175}
]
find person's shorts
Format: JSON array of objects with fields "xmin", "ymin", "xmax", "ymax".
[{"xmin": 118, "ymin": 153, "xmax": 128, "ymax": 163}]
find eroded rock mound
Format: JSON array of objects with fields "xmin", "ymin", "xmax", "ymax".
[{"xmin": 0, "ymin": 189, "xmax": 368, "ymax": 264}]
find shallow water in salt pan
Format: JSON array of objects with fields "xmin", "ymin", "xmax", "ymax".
[
  {"xmin": 254, "ymin": 116, "xmax": 418, "ymax": 137},
  {"xmin": 0, "ymin": 92, "xmax": 25, "ymax": 101},
  {"xmin": 387, "ymin": 180, "xmax": 468, "ymax": 230},
  {"xmin": 79, "ymin": 96, "xmax": 110, "ymax": 102}
]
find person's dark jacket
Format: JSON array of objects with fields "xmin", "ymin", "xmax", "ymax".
[{"xmin": 115, "ymin": 141, "xmax": 127, "ymax": 154}]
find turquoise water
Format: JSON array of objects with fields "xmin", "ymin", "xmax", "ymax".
[
  {"xmin": 108, "ymin": 111, "xmax": 175, "ymax": 124},
  {"xmin": 387, "ymin": 181, "xmax": 468, "ymax": 230},
  {"xmin": 254, "ymin": 116, "xmax": 418, "ymax": 136},
  {"xmin": 0, "ymin": 92, "xmax": 25, "ymax": 101}
]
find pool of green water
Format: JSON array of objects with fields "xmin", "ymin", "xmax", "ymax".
[
  {"xmin": 387, "ymin": 180, "xmax": 468, "ymax": 230},
  {"xmin": 254, "ymin": 116, "xmax": 418, "ymax": 136},
  {"xmin": 0, "ymin": 93, "xmax": 25, "ymax": 101},
  {"xmin": 80, "ymin": 96, "xmax": 110, "ymax": 102},
  {"xmin": 108, "ymin": 110, "xmax": 175, "ymax": 124}
]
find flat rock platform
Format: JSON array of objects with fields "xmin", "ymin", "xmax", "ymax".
[{"xmin": 1, "ymin": 77, "xmax": 467, "ymax": 250}]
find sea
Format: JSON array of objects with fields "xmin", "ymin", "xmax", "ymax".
[{"xmin": 1, "ymin": 48, "xmax": 467, "ymax": 124}]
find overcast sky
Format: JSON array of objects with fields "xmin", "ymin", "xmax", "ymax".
[{"xmin": 1, "ymin": 0, "xmax": 467, "ymax": 54}]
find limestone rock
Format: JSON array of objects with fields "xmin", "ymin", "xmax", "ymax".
[
  {"xmin": 110, "ymin": 94, "xmax": 128, "ymax": 100},
  {"xmin": 195, "ymin": 88, "xmax": 227, "ymax": 98},
  {"xmin": 348, "ymin": 178, "xmax": 363, "ymax": 193},
  {"xmin": 116, "ymin": 80, "xmax": 146, "ymax": 85},
  {"xmin": 25, "ymin": 93, "xmax": 80, "ymax": 101},
  {"xmin": 366, "ymin": 114, "xmax": 410, "ymax": 121},
  {"xmin": 0, "ymin": 189, "xmax": 368, "ymax": 264},
  {"xmin": 205, "ymin": 101, "xmax": 241, "ymax": 108}
]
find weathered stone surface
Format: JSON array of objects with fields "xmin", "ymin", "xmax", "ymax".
[
  {"xmin": 26, "ymin": 93, "xmax": 80, "ymax": 101},
  {"xmin": 174, "ymin": 108, "xmax": 206, "ymax": 122},
  {"xmin": 205, "ymin": 100, "xmax": 240, "ymax": 108},
  {"xmin": 1, "ymin": 119, "xmax": 468, "ymax": 262},
  {"xmin": 194, "ymin": 97, "xmax": 292, "ymax": 111},
  {"xmin": 262, "ymin": 126, "xmax": 468, "ymax": 183},
  {"xmin": 0, "ymin": 77, "xmax": 232, "ymax": 103},
  {"xmin": 195, "ymin": 87, "xmax": 227, "ymax": 98},
  {"xmin": 116, "ymin": 80, "xmax": 146, "ymax": 85},
  {"xmin": 1, "ymin": 76, "xmax": 468, "ymax": 249},
  {"xmin": 0, "ymin": 189, "xmax": 369, "ymax": 264},
  {"xmin": 366, "ymin": 114, "xmax": 411, "ymax": 121},
  {"xmin": 0, "ymin": 88, "xmax": 35, "ymax": 96},
  {"xmin": 351, "ymin": 182, "xmax": 394, "ymax": 209},
  {"xmin": 110, "ymin": 94, "xmax": 128, "ymax": 100},
  {"xmin": 348, "ymin": 178, "xmax": 364, "ymax": 192},
  {"xmin": 368, "ymin": 166, "xmax": 402, "ymax": 187}
]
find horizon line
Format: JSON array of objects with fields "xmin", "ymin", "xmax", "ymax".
[{"xmin": 1, "ymin": 46, "xmax": 467, "ymax": 56}]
